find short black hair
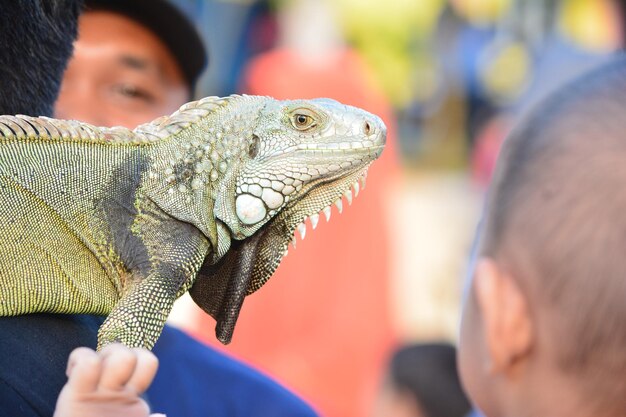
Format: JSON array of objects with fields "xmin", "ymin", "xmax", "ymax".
[
  {"xmin": 480, "ymin": 57, "xmax": 626, "ymax": 413},
  {"xmin": 84, "ymin": 0, "xmax": 208, "ymax": 90},
  {"xmin": 389, "ymin": 343, "xmax": 471, "ymax": 417},
  {"xmin": 0, "ymin": 0, "xmax": 82, "ymax": 116}
]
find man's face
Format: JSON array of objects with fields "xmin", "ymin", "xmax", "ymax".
[{"xmin": 56, "ymin": 11, "xmax": 189, "ymax": 128}]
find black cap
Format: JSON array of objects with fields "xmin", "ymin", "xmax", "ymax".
[{"xmin": 84, "ymin": 0, "xmax": 208, "ymax": 89}]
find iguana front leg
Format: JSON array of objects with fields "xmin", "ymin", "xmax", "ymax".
[
  {"xmin": 98, "ymin": 195, "xmax": 211, "ymax": 350},
  {"xmin": 97, "ymin": 270, "xmax": 180, "ymax": 350}
]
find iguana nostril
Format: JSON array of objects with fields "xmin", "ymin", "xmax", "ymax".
[{"xmin": 364, "ymin": 121, "xmax": 372, "ymax": 135}]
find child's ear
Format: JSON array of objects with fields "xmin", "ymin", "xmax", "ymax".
[{"xmin": 474, "ymin": 257, "xmax": 533, "ymax": 375}]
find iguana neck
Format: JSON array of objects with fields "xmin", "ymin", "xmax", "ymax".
[{"xmin": 141, "ymin": 96, "xmax": 263, "ymax": 253}]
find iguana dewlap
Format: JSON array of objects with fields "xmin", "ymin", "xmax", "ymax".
[{"xmin": 0, "ymin": 95, "xmax": 385, "ymax": 349}]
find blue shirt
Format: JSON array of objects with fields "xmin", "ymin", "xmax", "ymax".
[
  {"xmin": 0, "ymin": 315, "xmax": 318, "ymax": 417},
  {"xmin": 149, "ymin": 325, "xmax": 319, "ymax": 417}
]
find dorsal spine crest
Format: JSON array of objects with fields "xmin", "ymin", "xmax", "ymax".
[{"xmin": 0, "ymin": 95, "xmax": 249, "ymax": 145}]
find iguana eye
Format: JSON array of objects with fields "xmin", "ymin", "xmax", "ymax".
[
  {"xmin": 248, "ymin": 134, "xmax": 260, "ymax": 158},
  {"xmin": 291, "ymin": 112, "xmax": 316, "ymax": 130},
  {"xmin": 295, "ymin": 114, "xmax": 310, "ymax": 126}
]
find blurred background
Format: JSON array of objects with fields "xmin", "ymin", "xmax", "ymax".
[{"xmin": 164, "ymin": 0, "xmax": 623, "ymax": 416}]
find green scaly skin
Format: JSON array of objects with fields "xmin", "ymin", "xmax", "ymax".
[{"xmin": 0, "ymin": 95, "xmax": 386, "ymax": 349}]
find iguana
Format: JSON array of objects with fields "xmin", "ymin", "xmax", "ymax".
[{"xmin": 0, "ymin": 94, "xmax": 385, "ymax": 349}]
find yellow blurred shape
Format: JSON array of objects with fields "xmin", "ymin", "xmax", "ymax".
[
  {"xmin": 450, "ymin": 0, "xmax": 511, "ymax": 25},
  {"xmin": 480, "ymin": 41, "xmax": 530, "ymax": 103},
  {"xmin": 560, "ymin": 0, "xmax": 621, "ymax": 51},
  {"xmin": 334, "ymin": 0, "xmax": 445, "ymax": 106}
]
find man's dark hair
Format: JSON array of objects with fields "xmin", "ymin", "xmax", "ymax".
[
  {"xmin": 389, "ymin": 343, "xmax": 471, "ymax": 417},
  {"xmin": 85, "ymin": 0, "xmax": 208, "ymax": 92},
  {"xmin": 480, "ymin": 57, "xmax": 626, "ymax": 413},
  {"xmin": 0, "ymin": 1, "xmax": 82, "ymax": 116}
]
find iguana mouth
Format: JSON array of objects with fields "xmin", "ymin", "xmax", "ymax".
[{"xmin": 268, "ymin": 141, "xmax": 384, "ymax": 158}]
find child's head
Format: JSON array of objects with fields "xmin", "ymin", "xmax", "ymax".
[
  {"xmin": 372, "ymin": 343, "xmax": 471, "ymax": 417},
  {"xmin": 459, "ymin": 59, "xmax": 626, "ymax": 417}
]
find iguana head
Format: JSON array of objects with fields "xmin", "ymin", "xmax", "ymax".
[
  {"xmin": 214, "ymin": 97, "xmax": 385, "ymax": 241},
  {"xmin": 167, "ymin": 95, "xmax": 386, "ymax": 343}
]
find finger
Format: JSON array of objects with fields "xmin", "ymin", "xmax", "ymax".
[
  {"xmin": 65, "ymin": 347, "xmax": 102, "ymax": 393},
  {"xmin": 97, "ymin": 343, "xmax": 138, "ymax": 390},
  {"xmin": 126, "ymin": 348, "xmax": 159, "ymax": 394}
]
